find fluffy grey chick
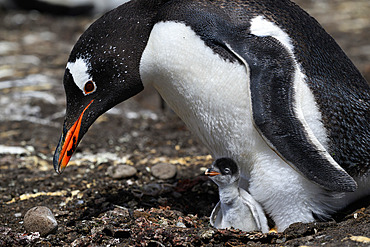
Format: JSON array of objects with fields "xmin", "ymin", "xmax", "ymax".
[{"xmin": 205, "ymin": 157, "xmax": 269, "ymax": 233}]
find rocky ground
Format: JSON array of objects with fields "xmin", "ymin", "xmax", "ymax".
[{"xmin": 0, "ymin": 0, "xmax": 369, "ymax": 246}]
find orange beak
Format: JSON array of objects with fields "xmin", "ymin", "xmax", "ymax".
[
  {"xmin": 53, "ymin": 100, "xmax": 93, "ymax": 174},
  {"xmin": 205, "ymin": 168, "xmax": 220, "ymax": 177}
]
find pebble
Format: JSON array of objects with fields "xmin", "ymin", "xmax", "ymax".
[
  {"xmin": 23, "ymin": 206, "xmax": 58, "ymax": 236},
  {"xmin": 107, "ymin": 164, "xmax": 137, "ymax": 179},
  {"xmin": 176, "ymin": 222, "xmax": 186, "ymax": 228},
  {"xmin": 200, "ymin": 229, "xmax": 215, "ymax": 239},
  {"xmin": 276, "ymin": 237, "xmax": 286, "ymax": 244},
  {"xmin": 151, "ymin": 163, "xmax": 177, "ymax": 180}
]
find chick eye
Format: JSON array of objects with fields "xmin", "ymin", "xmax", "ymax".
[
  {"xmin": 223, "ymin": 168, "xmax": 231, "ymax": 174},
  {"xmin": 84, "ymin": 80, "xmax": 96, "ymax": 95}
]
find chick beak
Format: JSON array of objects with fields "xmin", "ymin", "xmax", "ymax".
[{"xmin": 205, "ymin": 168, "xmax": 220, "ymax": 177}]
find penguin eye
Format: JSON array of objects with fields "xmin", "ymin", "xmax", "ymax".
[
  {"xmin": 83, "ymin": 80, "xmax": 96, "ymax": 95},
  {"xmin": 223, "ymin": 168, "xmax": 231, "ymax": 174}
]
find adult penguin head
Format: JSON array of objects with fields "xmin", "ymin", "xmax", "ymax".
[{"xmin": 53, "ymin": 0, "xmax": 169, "ymax": 173}]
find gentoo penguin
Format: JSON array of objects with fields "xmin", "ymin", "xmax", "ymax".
[
  {"xmin": 53, "ymin": 0, "xmax": 370, "ymax": 231},
  {"xmin": 205, "ymin": 157, "xmax": 269, "ymax": 233}
]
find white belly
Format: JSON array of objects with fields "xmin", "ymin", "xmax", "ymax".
[{"xmin": 140, "ymin": 21, "xmax": 268, "ymax": 178}]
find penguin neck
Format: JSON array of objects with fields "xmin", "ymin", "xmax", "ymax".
[{"xmin": 218, "ymin": 182, "xmax": 240, "ymax": 205}]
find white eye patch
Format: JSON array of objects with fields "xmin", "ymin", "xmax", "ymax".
[{"xmin": 66, "ymin": 57, "xmax": 97, "ymax": 95}]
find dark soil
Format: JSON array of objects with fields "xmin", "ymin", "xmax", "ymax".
[{"xmin": 1, "ymin": 1, "xmax": 369, "ymax": 246}]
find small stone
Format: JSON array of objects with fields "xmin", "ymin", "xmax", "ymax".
[
  {"xmin": 276, "ymin": 238, "xmax": 286, "ymax": 244},
  {"xmin": 151, "ymin": 163, "xmax": 177, "ymax": 180},
  {"xmin": 24, "ymin": 206, "xmax": 58, "ymax": 236},
  {"xmin": 14, "ymin": 213, "xmax": 22, "ymax": 218},
  {"xmin": 172, "ymin": 191, "xmax": 182, "ymax": 199},
  {"xmin": 107, "ymin": 164, "xmax": 137, "ymax": 179},
  {"xmin": 200, "ymin": 229, "xmax": 215, "ymax": 239},
  {"xmin": 176, "ymin": 222, "xmax": 186, "ymax": 228}
]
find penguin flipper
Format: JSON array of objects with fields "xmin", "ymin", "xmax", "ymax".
[
  {"xmin": 210, "ymin": 201, "xmax": 222, "ymax": 227},
  {"xmin": 239, "ymin": 189, "xmax": 269, "ymax": 233},
  {"xmin": 223, "ymin": 38, "xmax": 357, "ymax": 192}
]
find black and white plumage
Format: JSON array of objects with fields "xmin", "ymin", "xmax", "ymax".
[
  {"xmin": 205, "ymin": 158, "xmax": 269, "ymax": 233},
  {"xmin": 53, "ymin": 0, "xmax": 369, "ymax": 231}
]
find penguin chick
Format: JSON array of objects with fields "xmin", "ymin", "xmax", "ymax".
[{"xmin": 205, "ymin": 158, "xmax": 269, "ymax": 233}]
